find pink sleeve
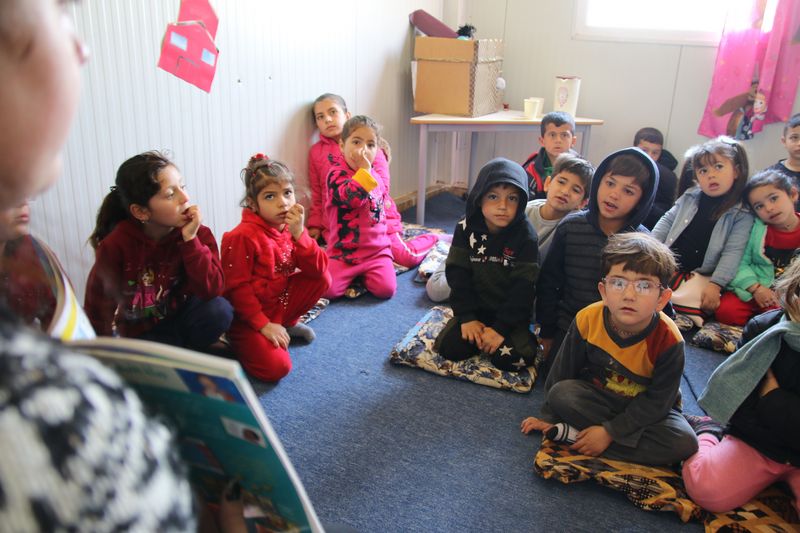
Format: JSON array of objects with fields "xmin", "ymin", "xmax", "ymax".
[{"xmin": 306, "ymin": 147, "xmax": 325, "ymax": 231}]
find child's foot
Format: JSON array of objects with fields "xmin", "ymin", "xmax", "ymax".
[
  {"xmin": 684, "ymin": 414, "xmax": 725, "ymax": 441},
  {"xmin": 287, "ymin": 323, "xmax": 315, "ymax": 343},
  {"xmin": 544, "ymin": 422, "xmax": 580, "ymax": 444}
]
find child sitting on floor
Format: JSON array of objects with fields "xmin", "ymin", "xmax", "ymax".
[
  {"xmin": 222, "ymin": 155, "xmax": 330, "ymax": 382},
  {"xmin": 764, "ymin": 113, "xmax": 800, "ymax": 201},
  {"xmin": 308, "ymin": 93, "xmax": 437, "ymax": 266},
  {"xmin": 324, "ymin": 115, "xmax": 396, "ymax": 299},
  {"xmin": 433, "ymin": 158, "xmax": 539, "ymax": 372},
  {"xmin": 521, "ymin": 232, "xmax": 697, "ymax": 465},
  {"xmin": 717, "ymin": 170, "xmax": 800, "ymax": 326},
  {"xmin": 85, "ymin": 151, "xmax": 233, "ymax": 351},
  {"xmin": 426, "ymin": 152, "xmax": 593, "ymax": 302},
  {"xmin": 683, "ymin": 257, "xmax": 800, "ymax": 514},
  {"xmin": 652, "ymin": 136, "xmax": 754, "ymax": 326}
]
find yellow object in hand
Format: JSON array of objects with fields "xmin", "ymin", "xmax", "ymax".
[{"xmin": 352, "ymin": 168, "xmax": 379, "ymax": 192}]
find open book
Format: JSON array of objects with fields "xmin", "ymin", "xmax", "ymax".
[{"xmin": 70, "ymin": 336, "xmax": 323, "ymax": 533}]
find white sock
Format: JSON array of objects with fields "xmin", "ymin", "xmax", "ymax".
[{"xmin": 545, "ymin": 422, "xmax": 579, "ymax": 444}]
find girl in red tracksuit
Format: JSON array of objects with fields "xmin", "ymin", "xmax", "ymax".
[
  {"xmin": 85, "ymin": 151, "xmax": 232, "ymax": 351},
  {"xmin": 308, "ymin": 93, "xmax": 438, "ymax": 266},
  {"xmin": 222, "ymin": 155, "xmax": 330, "ymax": 381}
]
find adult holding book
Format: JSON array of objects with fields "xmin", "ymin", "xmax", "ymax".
[{"xmin": 0, "ymin": 1, "xmax": 201, "ymax": 530}]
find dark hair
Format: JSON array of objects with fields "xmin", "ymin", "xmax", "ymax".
[
  {"xmin": 784, "ymin": 112, "xmax": 800, "ymax": 136},
  {"xmin": 602, "ymin": 232, "xmax": 677, "ymax": 286},
  {"xmin": 743, "ymin": 169, "xmax": 797, "ymax": 209},
  {"xmin": 632, "ymin": 127, "xmax": 664, "ymax": 147},
  {"xmin": 341, "ymin": 115, "xmax": 382, "ymax": 143},
  {"xmin": 688, "ymin": 136, "xmax": 749, "ymax": 220},
  {"xmin": 240, "ymin": 155, "xmax": 295, "ymax": 208},
  {"xmin": 539, "ymin": 111, "xmax": 575, "ymax": 137},
  {"xmin": 552, "ymin": 152, "xmax": 594, "ymax": 200},
  {"xmin": 311, "ymin": 93, "xmax": 348, "ymax": 125},
  {"xmin": 603, "ymin": 153, "xmax": 651, "ymax": 189},
  {"xmin": 89, "ymin": 151, "xmax": 173, "ymax": 249},
  {"xmin": 676, "ymin": 158, "xmax": 695, "ymax": 197}
]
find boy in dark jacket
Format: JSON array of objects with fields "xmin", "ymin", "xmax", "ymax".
[
  {"xmin": 632, "ymin": 127, "xmax": 678, "ymax": 229},
  {"xmin": 522, "ymin": 111, "xmax": 577, "ymax": 200},
  {"xmin": 434, "ymin": 158, "xmax": 539, "ymax": 372},
  {"xmin": 536, "ymin": 147, "xmax": 659, "ymax": 364}
]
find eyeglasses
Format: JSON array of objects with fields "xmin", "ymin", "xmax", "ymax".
[{"xmin": 602, "ymin": 276, "xmax": 663, "ymax": 296}]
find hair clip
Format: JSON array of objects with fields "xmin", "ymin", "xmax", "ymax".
[
  {"xmin": 109, "ymin": 185, "xmax": 118, "ymax": 193},
  {"xmin": 252, "ymin": 153, "xmax": 268, "ymax": 161}
]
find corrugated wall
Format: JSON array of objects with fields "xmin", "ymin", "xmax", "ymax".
[{"xmin": 33, "ymin": 0, "xmax": 442, "ymax": 301}]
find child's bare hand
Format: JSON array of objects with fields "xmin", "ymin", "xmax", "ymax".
[
  {"xmin": 700, "ymin": 282, "xmax": 722, "ymax": 314},
  {"xmin": 308, "ymin": 227, "xmax": 321, "ymax": 240},
  {"xmin": 759, "ymin": 367, "xmax": 779, "ymax": 397},
  {"xmin": 181, "ymin": 204, "xmax": 202, "ymax": 241},
  {"xmin": 479, "ymin": 327, "xmax": 504, "ymax": 354},
  {"xmin": 356, "ymin": 147, "xmax": 372, "ymax": 170},
  {"xmin": 461, "ymin": 320, "xmax": 485, "ymax": 345},
  {"xmin": 571, "ymin": 425, "xmax": 612, "ymax": 457},
  {"xmin": 539, "ymin": 337, "xmax": 553, "ymax": 359},
  {"xmin": 753, "ymin": 286, "xmax": 778, "ymax": 308},
  {"xmin": 285, "ymin": 204, "xmax": 305, "ymax": 240},
  {"xmin": 260, "ymin": 322, "xmax": 289, "ymax": 349},
  {"xmin": 217, "ymin": 479, "xmax": 247, "ymax": 533},
  {"xmin": 520, "ymin": 416, "xmax": 553, "ymax": 434}
]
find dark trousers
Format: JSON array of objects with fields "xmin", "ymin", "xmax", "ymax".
[
  {"xmin": 139, "ymin": 295, "xmax": 233, "ymax": 352},
  {"xmin": 434, "ymin": 311, "xmax": 537, "ymax": 372}
]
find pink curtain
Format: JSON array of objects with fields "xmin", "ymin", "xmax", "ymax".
[{"xmin": 699, "ymin": 0, "xmax": 800, "ymax": 140}]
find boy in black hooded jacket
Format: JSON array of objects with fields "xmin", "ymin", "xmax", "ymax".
[
  {"xmin": 536, "ymin": 147, "xmax": 659, "ymax": 366},
  {"xmin": 434, "ymin": 158, "xmax": 539, "ymax": 372}
]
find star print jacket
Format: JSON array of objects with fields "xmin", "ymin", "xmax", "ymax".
[
  {"xmin": 222, "ymin": 208, "xmax": 328, "ymax": 331},
  {"xmin": 446, "ymin": 157, "xmax": 540, "ymax": 337},
  {"xmin": 85, "ymin": 219, "xmax": 225, "ymax": 338}
]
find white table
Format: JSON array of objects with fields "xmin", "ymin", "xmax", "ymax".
[{"xmin": 411, "ymin": 110, "xmax": 604, "ymax": 223}]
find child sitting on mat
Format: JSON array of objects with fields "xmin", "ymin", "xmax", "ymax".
[
  {"xmin": 521, "ymin": 233, "xmax": 698, "ymax": 466},
  {"xmin": 683, "ymin": 257, "xmax": 800, "ymax": 514},
  {"xmin": 433, "ymin": 158, "xmax": 539, "ymax": 372}
]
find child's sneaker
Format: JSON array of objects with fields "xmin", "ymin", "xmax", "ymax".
[
  {"xmin": 684, "ymin": 414, "xmax": 725, "ymax": 441},
  {"xmin": 287, "ymin": 323, "xmax": 315, "ymax": 343},
  {"xmin": 544, "ymin": 422, "xmax": 580, "ymax": 444}
]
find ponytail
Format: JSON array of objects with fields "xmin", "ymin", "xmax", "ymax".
[{"xmin": 89, "ymin": 188, "xmax": 129, "ymax": 249}]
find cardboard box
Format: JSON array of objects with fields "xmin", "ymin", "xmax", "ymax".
[{"xmin": 413, "ymin": 36, "xmax": 504, "ymax": 117}]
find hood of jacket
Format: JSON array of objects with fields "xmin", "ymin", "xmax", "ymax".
[
  {"xmin": 466, "ymin": 157, "xmax": 529, "ymax": 231},
  {"xmin": 588, "ymin": 147, "xmax": 659, "ymax": 230}
]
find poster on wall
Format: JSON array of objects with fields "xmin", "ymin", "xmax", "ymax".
[{"xmin": 157, "ymin": 0, "xmax": 219, "ymax": 93}]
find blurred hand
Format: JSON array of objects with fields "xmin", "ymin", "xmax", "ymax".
[
  {"xmin": 260, "ymin": 322, "xmax": 289, "ymax": 349},
  {"xmin": 460, "ymin": 320, "xmax": 485, "ymax": 346},
  {"xmin": 520, "ymin": 416, "xmax": 553, "ymax": 435},
  {"xmin": 285, "ymin": 204, "xmax": 305, "ymax": 240},
  {"xmin": 181, "ymin": 204, "xmax": 202, "ymax": 241},
  {"xmin": 571, "ymin": 425, "xmax": 612, "ymax": 457}
]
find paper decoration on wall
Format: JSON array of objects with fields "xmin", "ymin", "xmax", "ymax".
[{"xmin": 157, "ymin": 0, "xmax": 219, "ymax": 93}]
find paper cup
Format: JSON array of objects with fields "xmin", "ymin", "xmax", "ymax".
[{"xmin": 524, "ymin": 97, "xmax": 544, "ymax": 119}]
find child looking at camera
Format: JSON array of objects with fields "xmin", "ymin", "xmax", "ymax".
[
  {"xmin": 222, "ymin": 155, "xmax": 330, "ymax": 382},
  {"xmin": 522, "ymin": 233, "xmax": 697, "ymax": 466}
]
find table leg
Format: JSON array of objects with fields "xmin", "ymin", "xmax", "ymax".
[
  {"xmin": 577, "ymin": 124, "xmax": 592, "ymax": 157},
  {"xmin": 416, "ymin": 124, "xmax": 428, "ymax": 224}
]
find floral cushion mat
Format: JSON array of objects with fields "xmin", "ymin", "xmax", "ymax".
[{"xmin": 389, "ymin": 305, "xmax": 536, "ymax": 393}]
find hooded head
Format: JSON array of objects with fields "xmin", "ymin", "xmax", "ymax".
[
  {"xmin": 588, "ymin": 147, "xmax": 659, "ymax": 230},
  {"xmin": 466, "ymin": 158, "xmax": 529, "ymax": 232}
]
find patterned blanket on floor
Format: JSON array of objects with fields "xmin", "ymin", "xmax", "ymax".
[
  {"xmin": 389, "ymin": 306, "xmax": 537, "ymax": 393},
  {"xmin": 299, "ymin": 298, "xmax": 329, "ymax": 324},
  {"xmin": 534, "ymin": 440, "xmax": 799, "ymax": 532}
]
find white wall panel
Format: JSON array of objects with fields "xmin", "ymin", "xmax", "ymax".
[{"xmin": 32, "ymin": 0, "xmax": 441, "ymax": 301}]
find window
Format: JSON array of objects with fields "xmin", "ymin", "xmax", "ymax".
[{"xmin": 573, "ymin": 0, "xmax": 736, "ymax": 46}]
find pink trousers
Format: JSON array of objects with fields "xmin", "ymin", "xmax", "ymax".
[
  {"xmin": 227, "ymin": 270, "xmax": 330, "ymax": 382},
  {"xmin": 682, "ymin": 434, "xmax": 800, "ymax": 513},
  {"xmin": 389, "ymin": 232, "xmax": 438, "ymax": 268},
  {"xmin": 325, "ymin": 255, "xmax": 396, "ymax": 299}
]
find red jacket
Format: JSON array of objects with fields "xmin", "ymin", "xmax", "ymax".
[
  {"xmin": 221, "ymin": 209, "xmax": 328, "ymax": 331},
  {"xmin": 307, "ymin": 135, "xmax": 401, "ymax": 237},
  {"xmin": 84, "ymin": 219, "xmax": 225, "ymax": 337},
  {"xmin": 0, "ymin": 235, "xmax": 56, "ymax": 329}
]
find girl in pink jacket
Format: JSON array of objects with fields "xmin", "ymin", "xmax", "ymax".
[
  {"xmin": 308, "ymin": 93, "xmax": 438, "ymax": 267},
  {"xmin": 222, "ymin": 156, "xmax": 330, "ymax": 381}
]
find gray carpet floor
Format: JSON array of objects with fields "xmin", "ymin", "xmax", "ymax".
[{"xmin": 252, "ymin": 193, "xmax": 719, "ymax": 532}]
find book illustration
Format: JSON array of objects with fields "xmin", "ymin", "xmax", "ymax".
[{"xmin": 70, "ymin": 337, "xmax": 322, "ymax": 532}]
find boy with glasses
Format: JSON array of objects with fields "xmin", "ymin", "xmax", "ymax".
[{"xmin": 522, "ymin": 232, "xmax": 698, "ymax": 466}]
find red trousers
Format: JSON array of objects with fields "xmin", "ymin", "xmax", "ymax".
[
  {"xmin": 227, "ymin": 270, "xmax": 330, "ymax": 382},
  {"xmin": 715, "ymin": 291, "xmax": 779, "ymax": 327}
]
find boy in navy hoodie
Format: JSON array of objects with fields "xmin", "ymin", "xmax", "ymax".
[
  {"xmin": 536, "ymin": 147, "xmax": 659, "ymax": 366},
  {"xmin": 434, "ymin": 158, "xmax": 539, "ymax": 372}
]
